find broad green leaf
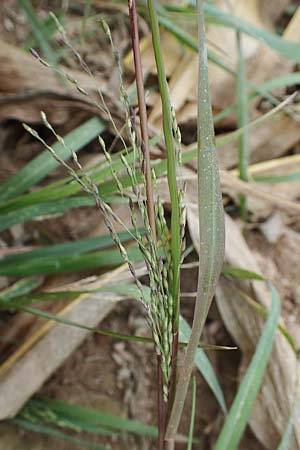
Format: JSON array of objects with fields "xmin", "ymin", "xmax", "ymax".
[
  {"xmin": 0, "ymin": 117, "xmax": 105, "ymax": 202},
  {"xmin": 179, "ymin": 316, "xmax": 227, "ymax": 414},
  {"xmin": 214, "ymin": 284, "xmax": 280, "ymax": 450}
]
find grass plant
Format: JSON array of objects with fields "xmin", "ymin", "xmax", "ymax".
[{"xmin": 0, "ymin": 1, "xmax": 298, "ymax": 449}]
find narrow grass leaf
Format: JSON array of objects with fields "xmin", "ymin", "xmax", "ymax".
[
  {"xmin": 0, "ymin": 196, "xmax": 94, "ymax": 232},
  {"xmin": 277, "ymin": 401, "xmax": 297, "ymax": 450},
  {"xmin": 179, "ymin": 316, "xmax": 227, "ymax": 414},
  {"xmin": 10, "ymin": 418, "xmax": 110, "ymax": 450},
  {"xmin": 0, "ymin": 117, "xmax": 105, "ymax": 202},
  {"xmin": 214, "ymin": 284, "xmax": 280, "ymax": 450},
  {"xmin": 18, "ymin": 0, "xmax": 58, "ymax": 67},
  {"xmin": 0, "ymin": 246, "xmax": 143, "ymax": 276},
  {"xmin": 0, "ymin": 230, "xmax": 136, "ymax": 264},
  {"xmin": 204, "ymin": 3, "xmax": 300, "ymax": 61},
  {"xmin": 254, "ymin": 173, "xmax": 300, "ymax": 183},
  {"xmin": 26, "ymin": 398, "xmax": 157, "ymax": 437},
  {"xmin": 222, "ymin": 265, "xmax": 264, "ymax": 281},
  {"xmin": 24, "ymin": 12, "xmax": 63, "ymax": 52},
  {"xmin": 222, "ymin": 265, "xmax": 296, "ymax": 352},
  {"xmin": 0, "ymin": 277, "xmax": 42, "ymax": 301}
]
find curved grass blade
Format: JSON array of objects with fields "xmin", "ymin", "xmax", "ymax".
[
  {"xmin": 179, "ymin": 316, "xmax": 227, "ymax": 414},
  {"xmin": 204, "ymin": 2, "xmax": 300, "ymax": 62},
  {"xmin": 0, "ymin": 246, "xmax": 143, "ymax": 276},
  {"xmin": 0, "ymin": 96, "xmax": 287, "ymax": 230},
  {"xmin": 0, "ymin": 286, "xmax": 234, "ymax": 351},
  {"xmin": 222, "ymin": 265, "xmax": 295, "ymax": 352},
  {"xmin": 9, "ymin": 418, "xmax": 109, "ymax": 450},
  {"xmin": 0, "ymin": 229, "xmax": 136, "ymax": 264},
  {"xmin": 27, "ymin": 397, "xmax": 157, "ymax": 437},
  {"xmin": 222, "ymin": 265, "xmax": 264, "ymax": 281},
  {"xmin": 214, "ymin": 284, "xmax": 280, "ymax": 450},
  {"xmin": 0, "ymin": 101, "xmax": 286, "ymax": 224},
  {"xmin": 0, "ymin": 277, "xmax": 42, "ymax": 301},
  {"xmin": 0, "ymin": 117, "xmax": 105, "ymax": 203},
  {"xmin": 0, "ymin": 196, "xmax": 94, "ymax": 232}
]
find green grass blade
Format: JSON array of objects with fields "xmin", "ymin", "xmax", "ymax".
[
  {"xmin": 25, "ymin": 398, "xmax": 157, "ymax": 437},
  {"xmin": 0, "ymin": 117, "xmax": 105, "ymax": 202},
  {"xmin": 215, "ymin": 72, "xmax": 300, "ymax": 124},
  {"xmin": 187, "ymin": 376, "xmax": 197, "ymax": 450},
  {"xmin": 179, "ymin": 316, "xmax": 227, "ymax": 414},
  {"xmin": 0, "ymin": 246, "xmax": 143, "ymax": 276},
  {"xmin": 277, "ymin": 401, "xmax": 297, "ymax": 450},
  {"xmin": 0, "ymin": 101, "xmax": 285, "ymax": 228},
  {"xmin": 236, "ymin": 31, "xmax": 249, "ymax": 222},
  {"xmin": 0, "ymin": 277, "xmax": 42, "ymax": 301},
  {"xmin": 222, "ymin": 265, "xmax": 296, "ymax": 352},
  {"xmin": 9, "ymin": 418, "xmax": 109, "ymax": 450},
  {"xmin": 0, "ymin": 230, "xmax": 136, "ymax": 264},
  {"xmin": 0, "ymin": 196, "xmax": 94, "ymax": 232},
  {"xmin": 204, "ymin": 2, "xmax": 300, "ymax": 61},
  {"xmin": 0, "ymin": 103, "xmax": 284, "ymax": 222},
  {"xmin": 214, "ymin": 284, "xmax": 281, "ymax": 450},
  {"xmin": 24, "ymin": 12, "xmax": 63, "ymax": 52},
  {"xmin": 18, "ymin": 0, "xmax": 58, "ymax": 67},
  {"xmin": 254, "ymin": 173, "xmax": 300, "ymax": 183},
  {"xmin": 222, "ymin": 266, "xmax": 264, "ymax": 281}
]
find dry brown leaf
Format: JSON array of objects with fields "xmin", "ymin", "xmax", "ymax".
[
  {"xmin": 124, "ymin": 30, "xmax": 183, "ymax": 77},
  {"xmin": 186, "ymin": 182, "xmax": 300, "ymax": 449},
  {"xmin": 0, "ymin": 40, "xmax": 108, "ymax": 124},
  {"xmin": 0, "ymin": 265, "xmax": 130, "ymax": 420},
  {"xmin": 220, "ymin": 169, "xmax": 300, "ymax": 216},
  {"xmin": 218, "ymin": 107, "xmax": 300, "ymax": 170}
]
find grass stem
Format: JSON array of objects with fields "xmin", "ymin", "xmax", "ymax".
[
  {"xmin": 127, "ymin": 2, "xmax": 165, "ymax": 447},
  {"xmin": 165, "ymin": 0, "xmax": 225, "ymax": 442}
]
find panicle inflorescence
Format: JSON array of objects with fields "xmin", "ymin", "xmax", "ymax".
[{"xmin": 26, "ymin": 16, "xmax": 186, "ymax": 401}]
